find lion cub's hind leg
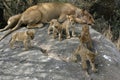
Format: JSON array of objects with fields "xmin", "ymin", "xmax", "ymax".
[
  {"xmin": 87, "ymin": 53, "xmax": 98, "ymax": 72},
  {"xmin": 9, "ymin": 39, "xmax": 16, "ymax": 49}
]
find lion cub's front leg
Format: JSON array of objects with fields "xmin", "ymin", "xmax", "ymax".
[
  {"xmin": 53, "ymin": 27, "xmax": 57, "ymax": 39},
  {"xmin": 10, "ymin": 38, "xmax": 16, "ymax": 49},
  {"xmin": 23, "ymin": 40, "xmax": 29, "ymax": 50},
  {"xmin": 87, "ymin": 54, "xmax": 98, "ymax": 72}
]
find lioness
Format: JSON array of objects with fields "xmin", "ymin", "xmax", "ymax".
[
  {"xmin": 9, "ymin": 29, "xmax": 35, "ymax": 50},
  {"xmin": 0, "ymin": 2, "xmax": 94, "ymax": 41}
]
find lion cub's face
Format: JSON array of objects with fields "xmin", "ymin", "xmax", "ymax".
[
  {"xmin": 49, "ymin": 19, "xmax": 61, "ymax": 29},
  {"xmin": 27, "ymin": 29, "xmax": 35, "ymax": 40},
  {"xmin": 66, "ymin": 15, "xmax": 76, "ymax": 25}
]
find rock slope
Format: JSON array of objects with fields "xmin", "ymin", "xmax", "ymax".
[{"xmin": 0, "ymin": 24, "xmax": 120, "ymax": 80}]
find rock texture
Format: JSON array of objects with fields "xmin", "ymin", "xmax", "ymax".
[{"xmin": 0, "ymin": 24, "xmax": 120, "ymax": 80}]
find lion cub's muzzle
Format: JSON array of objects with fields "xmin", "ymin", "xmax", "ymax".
[{"xmin": 31, "ymin": 35, "xmax": 34, "ymax": 40}]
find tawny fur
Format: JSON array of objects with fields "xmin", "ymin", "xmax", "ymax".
[
  {"xmin": 72, "ymin": 45, "xmax": 98, "ymax": 72},
  {"xmin": 0, "ymin": 2, "xmax": 94, "ymax": 41},
  {"xmin": 75, "ymin": 9, "xmax": 95, "ymax": 25},
  {"xmin": 9, "ymin": 29, "xmax": 35, "ymax": 50},
  {"xmin": 79, "ymin": 24, "xmax": 93, "ymax": 50},
  {"xmin": 48, "ymin": 15, "xmax": 76, "ymax": 41},
  {"xmin": 48, "ymin": 19, "xmax": 62, "ymax": 41}
]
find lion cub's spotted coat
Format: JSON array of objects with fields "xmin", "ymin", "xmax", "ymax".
[
  {"xmin": 9, "ymin": 29, "xmax": 35, "ymax": 50},
  {"xmin": 72, "ymin": 45, "xmax": 98, "ymax": 73},
  {"xmin": 79, "ymin": 24, "xmax": 93, "ymax": 50},
  {"xmin": 48, "ymin": 15, "xmax": 76, "ymax": 41}
]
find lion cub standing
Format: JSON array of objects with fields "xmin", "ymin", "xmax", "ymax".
[
  {"xmin": 48, "ymin": 15, "xmax": 76, "ymax": 41},
  {"xmin": 9, "ymin": 29, "xmax": 35, "ymax": 50},
  {"xmin": 72, "ymin": 45, "xmax": 98, "ymax": 73},
  {"xmin": 79, "ymin": 24, "xmax": 93, "ymax": 50}
]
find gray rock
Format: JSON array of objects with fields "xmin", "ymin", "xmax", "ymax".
[{"xmin": 0, "ymin": 25, "xmax": 120, "ymax": 80}]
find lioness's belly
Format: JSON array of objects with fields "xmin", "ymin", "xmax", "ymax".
[{"xmin": 21, "ymin": 3, "xmax": 77, "ymax": 23}]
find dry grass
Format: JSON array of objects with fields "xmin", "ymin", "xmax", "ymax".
[
  {"xmin": 114, "ymin": 33, "xmax": 120, "ymax": 51},
  {"xmin": 103, "ymin": 25, "xmax": 113, "ymax": 41}
]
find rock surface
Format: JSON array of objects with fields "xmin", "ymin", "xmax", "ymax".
[{"xmin": 0, "ymin": 24, "xmax": 120, "ymax": 80}]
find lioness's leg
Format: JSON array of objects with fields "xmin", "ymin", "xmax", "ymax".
[
  {"xmin": 58, "ymin": 14, "xmax": 66, "ymax": 22},
  {"xmin": 27, "ymin": 23, "xmax": 43, "ymax": 29}
]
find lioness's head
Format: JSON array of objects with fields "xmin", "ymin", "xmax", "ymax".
[
  {"xmin": 76, "ymin": 9, "xmax": 95, "ymax": 25},
  {"xmin": 26, "ymin": 29, "xmax": 35, "ymax": 39}
]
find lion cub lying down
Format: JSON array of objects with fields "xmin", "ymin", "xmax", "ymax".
[
  {"xmin": 72, "ymin": 45, "xmax": 98, "ymax": 73},
  {"xmin": 9, "ymin": 29, "xmax": 35, "ymax": 50}
]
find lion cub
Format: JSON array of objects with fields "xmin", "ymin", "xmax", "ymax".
[
  {"xmin": 9, "ymin": 29, "xmax": 35, "ymax": 50},
  {"xmin": 48, "ymin": 19, "xmax": 62, "ymax": 41},
  {"xmin": 79, "ymin": 24, "xmax": 93, "ymax": 50},
  {"xmin": 72, "ymin": 45, "xmax": 98, "ymax": 73},
  {"xmin": 48, "ymin": 15, "xmax": 76, "ymax": 41},
  {"xmin": 62, "ymin": 15, "xmax": 76, "ymax": 38}
]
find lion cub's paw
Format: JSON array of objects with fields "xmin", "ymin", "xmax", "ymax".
[{"xmin": 92, "ymin": 68, "xmax": 98, "ymax": 73}]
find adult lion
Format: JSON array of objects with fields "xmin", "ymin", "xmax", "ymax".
[{"xmin": 0, "ymin": 2, "xmax": 94, "ymax": 41}]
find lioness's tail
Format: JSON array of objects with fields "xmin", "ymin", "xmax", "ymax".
[{"xmin": 0, "ymin": 20, "xmax": 22, "ymax": 41}]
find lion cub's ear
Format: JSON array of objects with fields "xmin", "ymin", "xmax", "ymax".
[
  {"xmin": 26, "ymin": 29, "xmax": 35, "ymax": 35},
  {"xmin": 66, "ymin": 15, "xmax": 70, "ymax": 19}
]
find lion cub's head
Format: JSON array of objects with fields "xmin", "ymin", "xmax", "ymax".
[
  {"xmin": 66, "ymin": 15, "xmax": 76, "ymax": 25},
  {"xmin": 26, "ymin": 29, "xmax": 35, "ymax": 39},
  {"xmin": 79, "ymin": 24, "xmax": 90, "ymax": 41}
]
